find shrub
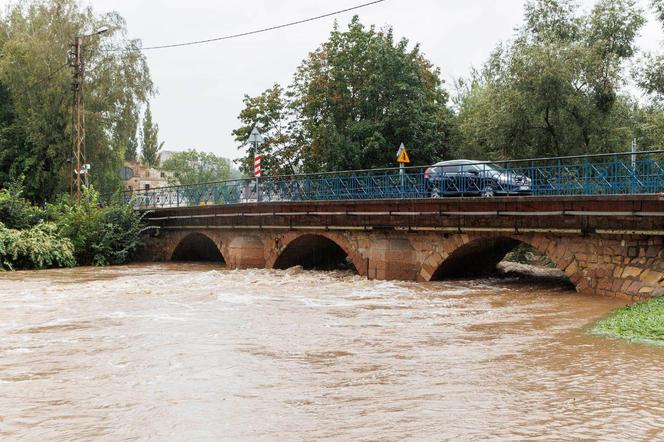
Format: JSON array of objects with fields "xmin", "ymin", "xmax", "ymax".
[
  {"xmin": 0, "ymin": 222, "xmax": 75, "ymax": 270},
  {"xmin": 47, "ymin": 186, "xmax": 146, "ymax": 265},
  {"xmin": 0, "ymin": 180, "xmax": 45, "ymax": 229},
  {"xmin": 89, "ymin": 203, "xmax": 147, "ymax": 265}
]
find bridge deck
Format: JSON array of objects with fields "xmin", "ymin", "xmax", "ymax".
[{"xmin": 145, "ymin": 194, "xmax": 664, "ymax": 235}]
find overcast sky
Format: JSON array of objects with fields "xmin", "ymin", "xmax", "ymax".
[{"xmin": 20, "ymin": 1, "xmax": 664, "ymax": 159}]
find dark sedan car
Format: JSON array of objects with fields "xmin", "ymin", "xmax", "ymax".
[{"xmin": 424, "ymin": 159, "xmax": 532, "ymax": 197}]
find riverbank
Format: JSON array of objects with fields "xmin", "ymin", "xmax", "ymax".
[{"xmin": 592, "ymin": 296, "xmax": 664, "ymax": 346}]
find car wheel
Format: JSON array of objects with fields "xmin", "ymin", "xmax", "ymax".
[
  {"xmin": 431, "ymin": 187, "xmax": 441, "ymax": 198},
  {"xmin": 481, "ymin": 185, "xmax": 495, "ymax": 198}
]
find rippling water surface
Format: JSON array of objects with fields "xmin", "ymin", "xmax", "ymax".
[{"xmin": 1, "ymin": 263, "xmax": 663, "ymax": 441}]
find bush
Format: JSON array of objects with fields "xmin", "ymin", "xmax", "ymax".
[
  {"xmin": 47, "ymin": 186, "xmax": 146, "ymax": 266},
  {"xmin": 0, "ymin": 183, "xmax": 146, "ymax": 270},
  {"xmin": 0, "ymin": 222, "xmax": 75, "ymax": 270},
  {"xmin": 89, "ymin": 203, "xmax": 147, "ymax": 265},
  {"xmin": 0, "ymin": 180, "xmax": 45, "ymax": 229}
]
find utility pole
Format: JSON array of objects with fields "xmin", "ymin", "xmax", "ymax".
[
  {"xmin": 69, "ymin": 27, "xmax": 108, "ymax": 201},
  {"xmin": 70, "ymin": 35, "xmax": 85, "ymax": 200}
]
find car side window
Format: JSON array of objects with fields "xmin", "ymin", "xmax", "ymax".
[
  {"xmin": 442, "ymin": 165, "xmax": 458, "ymax": 173},
  {"xmin": 461, "ymin": 164, "xmax": 478, "ymax": 172}
]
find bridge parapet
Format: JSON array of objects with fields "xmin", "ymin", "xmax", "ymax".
[{"xmin": 145, "ymin": 195, "xmax": 664, "ymax": 235}]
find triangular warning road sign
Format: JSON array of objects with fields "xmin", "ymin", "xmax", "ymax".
[{"xmin": 396, "ymin": 144, "xmax": 411, "ymax": 164}]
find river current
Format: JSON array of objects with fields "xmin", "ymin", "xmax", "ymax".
[{"xmin": 0, "ymin": 263, "xmax": 663, "ymax": 441}]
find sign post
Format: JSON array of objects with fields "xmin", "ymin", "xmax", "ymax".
[
  {"xmin": 396, "ymin": 142, "xmax": 411, "ymax": 196},
  {"xmin": 247, "ymin": 126, "xmax": 264, "ymax": 202},
  {"xmin": 254, "ymin": 154, "xmax": 262, "ymax": 201}
]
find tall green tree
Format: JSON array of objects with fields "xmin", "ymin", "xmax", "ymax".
[
  {"xmin": 161, "ymin": 149, "xmax": 233, "ymax": 185},
  {"xmin": 232, "ymin": 84, "xmax": 296, "ymax": 176},
  {"xmin": 0, "ymin": 0, "xmax": 153, "ymax": 201},
  {"xmin": 233, "ymin": 17, "xmax": 455, "ymax": 173},
  {"xmin": 291, "ymin": 18, "xmax": 455, "ymax": 171},
  {"xmin": 638, "ymin": 1, "xmax": 664, "ymax": 102},
  {"xmin": 455, "ymin": 0, "xmax": 648, "ymax": 160},
  {"xmin": 140, "ymin": 104, "xmax": 163, "ymax": 167},
  {"xmin": 124, "ymin": 134, "xmax": 139, "ymax": 161}
]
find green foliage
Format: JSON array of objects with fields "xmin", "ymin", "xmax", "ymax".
[
  {"xmin": 233, "ymin": 85, "xmax": 296, "ymax": 176},
  {"xmin": 47, "ymin": 186, "xmax": 146, "ymax": 266},
  {"xmin": 0, "ymin": 0, "xmax": 153, "ymax": 201},
  {"xmin": 653, "ymin": 0, "xmax": 664, "ymax": 24},
  {"xmin": 638, "ymin": 1, "xmax": 664, "ymax": 100},
  {"xmin": 0, "ymin": 222, "xmax": 75, "ymax": 270},
  {"xmin": 124, "ymin": 126, "xmax": 139, "ymax": 161},
  {"xmin": 161, "ymin": 149, "xmax": 233, "ymax": 185},
  {"xmin": 592, "ymin": 296, "xmax": 664, "ymax": 345},
  {"xmin": 88, "ymin": 203, "xmax": 147, "ymax": 266},
  {"xmin": 233, "ymin": 17, "xmax": 454, "ymax": 174},
  {"xmin": 455, "ymin": 0, "xmax": 652, "ymax": 160},
  {"xmin": 0, "ymin": 181, "xmax": 146, "ymax": 269},
  {"xmin": 0, "ymin": 179, "xmax": 45, "ymax": 229},
  {"xmin": 141, "ymin": 104, "xmax": 163, "ymax": 167}
]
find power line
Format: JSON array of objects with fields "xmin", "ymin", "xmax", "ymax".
[{"xmin": 105, "ymin": 0, "xmax": 387, "ymax": 52}]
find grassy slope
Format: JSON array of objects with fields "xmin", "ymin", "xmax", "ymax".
[{"xmin": 592, "ymin": 296, "xmax": 664, "ymax": 346}]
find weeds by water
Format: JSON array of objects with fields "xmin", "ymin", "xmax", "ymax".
[{"xmin": 592, "ymin": 297, "xmax": 664, "ymax": 346}]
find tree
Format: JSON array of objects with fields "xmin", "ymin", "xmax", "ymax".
[
  {"xmin": 124, "ymin": 134, "xmax": 139, "ymax": 161},
  {"xmin": 140, "ymin": 104, "xmax": 163, "ymax": 167},
  {"xmin": 161, "ymin": 149, "xmax": 233, "ymax": 185},
  {"xmin": 233, "ymin": 17, "xmax": 455, "ymax": 173},
  {"xmin": 637, "ymin": 1, "xmax": 664, "ymax": 102},
  {"xmin": 455, "ymin": 0, "xmax": 649, "ymax": 160},
  {"xmin": 120, "ymin": 103, "xmax": 140, "ymax": 161},
  {"xmin": 232, "ymin": 84, "xmax": 297, "ymax": 176},
  {"xmin": 0, "ymin": 0, "xmax": 153, "ymax": 201}
]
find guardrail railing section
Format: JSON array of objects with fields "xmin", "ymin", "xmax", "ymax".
[{"xmin": 123, "ymin": 150, "xmax": 664, "ymax": 208}]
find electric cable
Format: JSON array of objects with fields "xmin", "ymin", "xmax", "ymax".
[{"xmin": 104, "ymin": 0, "xmax": 387, "ymax": 52}]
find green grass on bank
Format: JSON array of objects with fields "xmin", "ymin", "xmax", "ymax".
[{"xmin": 592, "ymin": 296, "xmax": 664, "ymax": 346}]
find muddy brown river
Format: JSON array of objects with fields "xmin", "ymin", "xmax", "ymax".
[{"xmin": 0, "ymin": 263, "xmax": 663, "ymax": 441}]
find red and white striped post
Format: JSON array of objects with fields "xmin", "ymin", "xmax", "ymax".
[
  {"xmin": 247, "ymin": 126, "xmax": 264, "ymax": 202},
  {"xmin": 254, "ymin": 154, "xmax": 262, "ymax": 201},
  {"xmin": 254, "ymin": 154, "xmax": 262, "ymax": 177}
]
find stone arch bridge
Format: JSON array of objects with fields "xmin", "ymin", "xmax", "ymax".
[{"xmin": 140, "ymin": 195, "xmax": 664, "ymax": 300}]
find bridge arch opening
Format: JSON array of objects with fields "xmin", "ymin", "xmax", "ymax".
[
  {"xmin": 432, "ymin": 237, "xmax": 520, "ymax": 279},
  {"xmin": 429, "ymin": 237, "xmax": 573, "ymax": 287},
  {"xmin": 273, "ymin": 234, "xmax": 357, "ymax": 272},
  {"xmin": 171, "ymin": 233, "xmax": 225, "ymax": 263}
]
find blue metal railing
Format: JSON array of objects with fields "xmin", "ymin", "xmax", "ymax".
[{"xmin": 124, "ymin": 150, "xmax": 664, "ymax": 209}]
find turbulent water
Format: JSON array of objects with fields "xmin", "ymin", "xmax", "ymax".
[{"xmin": 1, "ymin": 263, "xmax": 663, "ymax": 441}]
